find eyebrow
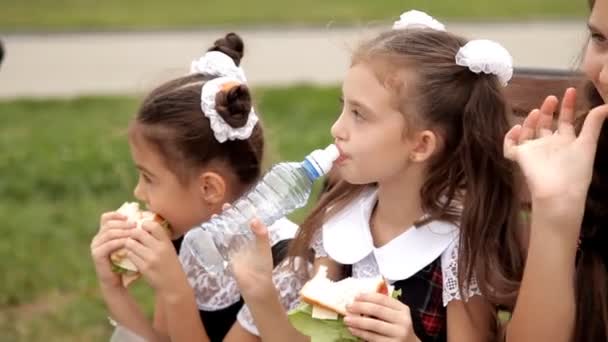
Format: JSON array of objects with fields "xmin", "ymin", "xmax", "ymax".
[{"xmin": 346, "ymin": 98, "xmax": 375, "ymax": 114}]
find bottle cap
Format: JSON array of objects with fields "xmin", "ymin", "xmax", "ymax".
[{"xmin": 306, "ymin": 144, "xmax": 339, "ymax": 177}]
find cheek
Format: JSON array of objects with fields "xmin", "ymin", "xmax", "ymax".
[
  {"xmin": 361, "ymin": 130, "xmax": 407, "ymax": 168},
  {"xmin": 172, "ymin": 193, "xmax": 216, "ymax": 234}
]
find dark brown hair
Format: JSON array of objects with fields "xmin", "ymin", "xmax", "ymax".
[
  {"xmin": 290, "ymin": 29, "xmax": 522, "ymax": 309},
  {"xmin": 573, "ymin": 82, "xmax": 607, "ymax": 342},
  {"xmin": 130, "ymin": 33, "xmax": 264, "ymax": 189},
  {"xmin": 573, "ymin": 0, "xmax": 608, "ymax": 332}
]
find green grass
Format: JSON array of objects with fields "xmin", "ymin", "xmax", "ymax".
[
  {"xmin": 0, "ymin": 85, "xmax": 340, "ymax": 341},
  {"xmin": 0, "ymin": 0, "xmax": 585, "ymax": 32}
]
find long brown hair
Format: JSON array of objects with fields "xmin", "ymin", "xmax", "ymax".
[
  {"xmin": 573, "ymin": 77, "xmax": 608, "ymax": 342},
  {"xmin": 572, "ymin": 1, "xmax": 608, "ymax": 339},
  {"xmin": 289, "ymin": 29, "xmax": 523, "ymax": 307},
  {"xmin": 130, "ymin": 33, "xmax": 264, "ymax": 189}
]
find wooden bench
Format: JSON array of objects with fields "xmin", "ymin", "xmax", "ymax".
[{"xmin": 506, "ymin": 68, "xmax": 585, "ymax": 121}]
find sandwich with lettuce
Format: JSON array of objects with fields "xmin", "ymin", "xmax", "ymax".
[{"xmin": 288, "ymin": 266, "xmax": 400, "ymax": 341}]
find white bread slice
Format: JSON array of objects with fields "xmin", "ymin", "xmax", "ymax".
[
  {"xmin": 300, "ymin": 266, "xmax": 389, "ymax": 317},
  {"xmin": 311, "ymin": 305, "xmax": 339, "ymax": 320}
]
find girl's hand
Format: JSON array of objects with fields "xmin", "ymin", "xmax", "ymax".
[
  {"xmin": 125, "ymin": 221, "xmax": 189, "ymax": 296},
  {"xmin": 504, "ymin": 88, "xmax": 608, "ymax": 231},
  {"xmin": 91, "ymin": 212, "xmax": 136, "ymax": 289},
  {"xmin": 345, "ymin": 292, "xmax": 420, "ymax": 342},
  {"xmin": 230, "ymin": 218, "xmax": 275, "ymax": 300}
]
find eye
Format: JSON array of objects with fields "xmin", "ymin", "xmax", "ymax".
[
  {"xmin": 591, "ymin": 33, "xmax": 606, "ymax": 43},
  {"xmin": 141, "ymin": 173, "xmax": 152, "ymax": 183}
]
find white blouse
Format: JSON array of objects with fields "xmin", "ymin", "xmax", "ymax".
[{"xmin": 312, "ymin": 187, "xmax": 481, "ymax": 306}]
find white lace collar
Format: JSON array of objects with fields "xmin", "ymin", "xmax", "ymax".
[{"xmin": 322, "ymin": 187, "xmax": 458, "ymax": 281}]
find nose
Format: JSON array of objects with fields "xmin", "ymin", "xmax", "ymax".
[
  {"xmin": 331, "ymin": 111, "xmax": 348, "ymax": 142},
  {"xmin": 133, "ymin": 177, "xmax": 145, "ymax": 202}
]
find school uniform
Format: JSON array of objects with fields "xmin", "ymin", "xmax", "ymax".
[{"xmin": 312, "ymin": 187, "xmax": 481, "ymax": 342}]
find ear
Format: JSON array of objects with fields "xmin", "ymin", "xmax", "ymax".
[
  {"xmin": 197, "ymin": 171, "xmax": 228, "ymax": 205},
  {"xmin": 409, "ymin": 130, "xmax": 438, "ymax": 163}
]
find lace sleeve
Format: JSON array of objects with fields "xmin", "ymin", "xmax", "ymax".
[
  {"xmin": 178, "ymin": 219, "xmax": 297, "ymax": 312},
  {"xmin": 441, "ymin": 239, "xmax": 482, "ymax": 306},
  {"xmin": 310, "ymin": 229, "xmax": 328, "ymax": 258},
  {"xmin": 237, "ymin": 259, "xmax": 309, "ymax": 335},
  {"xmin": 178, "ymin": 242, "xmax": 242, "ymax": 311}
]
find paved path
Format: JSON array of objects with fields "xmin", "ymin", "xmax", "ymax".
[{"xmin": 0, "ymin": 21, "xmax": 588, "ymax": 98}]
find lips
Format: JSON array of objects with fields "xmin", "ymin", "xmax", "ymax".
[{"xmin": 334, "ymin": 145, "xmax": 350, "ymax": 165}]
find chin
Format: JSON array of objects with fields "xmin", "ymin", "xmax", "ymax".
[{"xmin": 336, "ymin": 168, "xmax": 373, "ymax": 185}]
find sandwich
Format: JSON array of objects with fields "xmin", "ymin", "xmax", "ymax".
[
  {"xmin": 109, "ymin": 202, "xmax": 170, "ymax": 287},
  {"xmin": 288, "ymin": 266, "xmax": 399, "ymax": 341}
]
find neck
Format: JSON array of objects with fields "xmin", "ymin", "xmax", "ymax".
[{"xmin": 371, "ymin": 164, "xmax": 426, "ymax": 246}]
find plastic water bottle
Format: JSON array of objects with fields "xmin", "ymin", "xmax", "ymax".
[{"xmin": 183, "ymin": 144, "xmax": 339, "ymax": 273}]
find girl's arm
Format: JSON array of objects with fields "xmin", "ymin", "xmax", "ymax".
[
  {"xmin": 505, "ymin": 212, "xmax": 578, "ymax": 342},
  {"xmin": 237, "ymin": 257, "xmax": 338, "ymax": 342},
  {"xmin": 91, "ymin": 213, "xmax": 168, "ymax": 342},
  {"xmin": 125, "ymin": 222, "xmax": 210, "ymax": 342},
  {"xmin": 502, "ymin": 91, "xmax": 608, "ymax": 341},
  {"xmin": 224, "ymin": 322, "xmax": 262, "ymax": 342},
  {"xmin": 446, "ymin": 296, "xmax": 495, "ymax": 342},
  {"xmin": 232, "ymin": 219, "xmax": 342, "ymax": 342},
  {"xmin": 154, "ymin": 282, "xmax": 210, "ymax": 342},
  {"xmin": 101, "ymin": 285, "xmax": 168, "ymax": 342}
]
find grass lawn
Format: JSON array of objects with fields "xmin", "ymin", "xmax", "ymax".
[
  {"xmin": 0, "ymin": 0, "xmax": 585, "ymax": 32},
  {"xmin": 0, "ymin": 85, "xmax": 341, "ymax": 341}
]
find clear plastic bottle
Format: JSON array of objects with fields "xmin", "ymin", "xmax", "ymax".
[{"xmin": 184, "ymin": 144, "xmax": 339, "ymax": 273}]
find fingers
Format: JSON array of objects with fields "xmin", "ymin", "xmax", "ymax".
[
  {"xmin": 246, "ymin": 218, "xmax": 271, "ymax": 256},
  {"xmin": 504, "ymin": 124, "xmax": 522, "ymax": 160},
  {"xmin": 229, "ymin": 218, "xmax": 272, "ymax": 265},
  {"xmin": 91, "ymin": 238, "xmax": 128, "ymax": 259},
  {"xmin": 103, "ymin": 220, "xmax": 137, "ymax": 231},
  {"xmin": 345, "ymin": 316, "xmax": 397, "ymax": 340},
  {"xmin": 250, "ymin": 218, "xmax": 269, "ymax": 242},
  {"xmin": 347, "ymin": 301, "xmax": 397, "ymax": 324},
  {"xmin": 141, "ymin": 221, "xmax": 169, "ymax": 241},
  {"xmin": 126, "ymin": 250, "xmax": 146, "ymax": 272},
  {"xmin": 346, "ymin": 293, "xmax": 407, "ymax": 324},
  {"xmin": 558, "ymin": 88, "xmax": 577, "ymax": 135},
  {"xmin": 537, "ymin": 96, "xmax": 559, "ymax": 137},
  {"xmin": 100, "ymin": 212, "xmax": 127, "ymax": 226},
  {"xmin": 578, "ymin": 104, "xmax": 608, "ymax": 148},
  {"xmin": 125, "ymin": 238, "xmax": 154, "ymax": 262},
  {"xmin": 130, "ymin": 225, "xmax": 159, "ymax": 246},
  {"xmin": 518, "ymin": 109, "xmax": 541, "ymax": 143},
  {"xmin": 91, "ymin": 228, "xmax": 132, "ymax": 249},
  {"xmin": 345, "ymin": 294, "xmax": 414, "ymax": 340},
  {"xmin": 356, "ymin": 292, "xmax": 407, "ymax": 312},
  {"xmin": 222, "ymin": 203, "xmax": 232, "ymax": 211}
]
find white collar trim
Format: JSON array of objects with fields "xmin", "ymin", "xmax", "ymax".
[{"xmin": 322, "ymin": 187, "xmax": 458, "ymax": 281}]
